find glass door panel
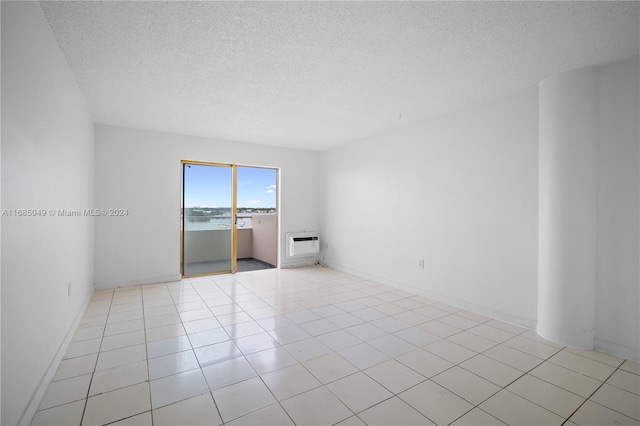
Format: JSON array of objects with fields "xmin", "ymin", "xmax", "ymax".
[
  {"xmin": 182, "ymin": 163, "xmax": 234, "ymax": 276},
  {"xmin": 236, "ymin": 166, "xmax": 278, "ymax": 271}
]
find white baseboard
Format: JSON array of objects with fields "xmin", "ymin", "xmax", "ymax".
[
  {"xmin": 19, "ymin": 290, "xmax": 94, "ymax": 425},
  {"xmin": 324, "ymin": 261, "xmax": 537, "ymax": 331},
  {"xmin": 595, "ymin": 337, "xmax": 640, "ymax": 362},
  {"xmin": 94, "ymin": 273, "xmax": 182, "ymax": 289},
  {"xmin": 325, "ymin": 262, "xmax": 640, "ymax": 362},
  {"xmin": 280, "ymin": 258, "xmax": 318, "ymax": 268}
]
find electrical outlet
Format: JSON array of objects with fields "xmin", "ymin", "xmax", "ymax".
[
  {"xmin": 68, "ymin": 282, "xmax": 71, "ymax": 297},
  {"xmin": 418, "ymin": 259, "xmax": 425, "ymax": 269}
]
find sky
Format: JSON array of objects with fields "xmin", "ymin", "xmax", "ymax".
[{"xmin": 184, "ymin": 164, "xmax": 277, "ymax": 208}]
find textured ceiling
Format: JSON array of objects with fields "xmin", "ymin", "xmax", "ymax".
[{"xmin": 40, "ymin": 1, "xmax": 639, "ymax": 151}]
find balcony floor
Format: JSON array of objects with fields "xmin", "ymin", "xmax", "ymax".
[
  {"xmin": 184, "ymin": 258, "xmax": 275, "ymax": 275},
  {"xmin": 237, "ymin": 258, "xmax": 275, "ymax": 272}
]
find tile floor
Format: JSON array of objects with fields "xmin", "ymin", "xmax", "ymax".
[{"xmin": 32, "ymin": 266, "xmax": 640, "ymax": 425}]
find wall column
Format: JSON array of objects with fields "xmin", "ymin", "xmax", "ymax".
[{"xmin": 537, "ymin": 67, "xmax": 598, "ymax": 348}]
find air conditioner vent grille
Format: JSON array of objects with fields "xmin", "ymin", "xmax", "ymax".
[{"xmin": 287, "ymin": 232, "xmax": 319, "ymax": 258}]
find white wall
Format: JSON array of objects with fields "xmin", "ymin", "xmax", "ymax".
[
  {"xmin": 1, "ymin": 3, "xmax": 95, "ymax": 425},
  {"xmin": 320, "ymin": 88, "xmax": 539, "ymax": 327},
  {"xmin": 595, "ymin": 57, "xmax": 639, "ymax": 360},
  {"xmin": 237, "ymin": 228, "xmax": 253, "ymax": 259},
  {"xmin": 94, "ymin": 124, "xmax": 319, "ymax": 287},
  {"xmin": 320, "ymin": 58, "xmax": 640, "ymax": 361},
  {"xmin": 252, "ymin": 214, "xmax": 277, "ymax": 266}
]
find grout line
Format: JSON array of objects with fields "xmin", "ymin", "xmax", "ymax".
[
  {"xmin": 561, "ymin": 364, "xmax": 637, "ymax": 424},
  {"xmin": 49, "ymin": 268, "xmax": 635, "ymax": 426},
  {"xmin": 79, "ymin": 288, "xmax": 115, "ymax": 425},
  {"xmin": 140, "ymin": 283, "xmax": 154, "ymax": 423}
]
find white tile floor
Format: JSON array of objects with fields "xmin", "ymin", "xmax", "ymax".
[{"xmin": 32, "ymin": 266, "xmax": 640, "ymax": 425}]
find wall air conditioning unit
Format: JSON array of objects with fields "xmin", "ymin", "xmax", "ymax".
[{"xmin": 287, "ymin": 232, "xmax": 319, "ymax": 258}]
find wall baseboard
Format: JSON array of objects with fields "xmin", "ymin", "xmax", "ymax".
[
  {"xmin": 94, "ymin": 273, "xmax": 182, "ymax": 289},
  {"xmin": 325, "ymin": 262, "xmax": 640, "ymax": 362},
  {"xmin": 280, "ymin": 259, "xmax": 318, "ymax": 269},
  {"xmin": 324, "ymin": 261, "xmax": 537, "ymax": 331},
  {"xmin": 595, "ymin": 337, "xmax": 640, "ymax": 363},
  {"xmin": 18, "ymin": 290, "xmax": 94, "ymax": 425}
]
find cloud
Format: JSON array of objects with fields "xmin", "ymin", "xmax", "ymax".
[
  {"xmin": 265, "ymin": 189, "xmax": 274, "ymax": 193},
  {"xmin": 268, "ymin": 185, "xmax": 276, "ymax": 188},
  {"xmin": 248, "ymin": 200, "xmax": 262, "ymax": 205}
]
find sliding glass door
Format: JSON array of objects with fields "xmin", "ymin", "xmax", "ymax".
[{"xmin": 182, "ymin": 162, "xmax": 235, "ymax": 276}]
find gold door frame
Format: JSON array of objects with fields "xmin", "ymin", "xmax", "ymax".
[
  {"xmin": 181, "ymin": 160, "xmax": 236, "ymax": 278},
  {"xmin": 180, "ymin": 160, "xmax": 279, "ymax": 278}
]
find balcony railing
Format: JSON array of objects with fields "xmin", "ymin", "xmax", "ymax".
[
  {"xmin": 183, "ymin": 213, "xmax": 268, "ymax": 230},
  {"xmin": 183, "ymin": 213, "xmax": 276, "ymax": 267}
]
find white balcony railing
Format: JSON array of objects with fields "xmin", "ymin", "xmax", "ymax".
[{"xmin": 183, "ymin": 213, "xmax": 276, "ymax": 267}]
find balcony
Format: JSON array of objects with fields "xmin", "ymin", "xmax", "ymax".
[
  {"xmin": 183, "ymin": 213, "xmax": 277, "ymax": 275},
  {"xmin": 236, "ymin": 213, "xmax": 277, "ymax": 271}
]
